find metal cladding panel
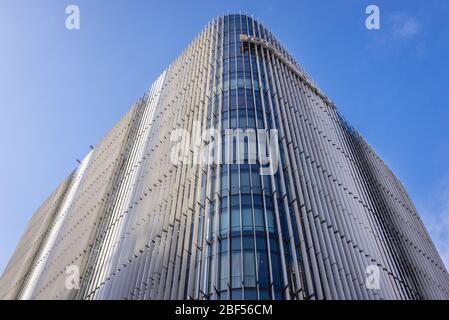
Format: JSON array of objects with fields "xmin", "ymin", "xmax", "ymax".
[
  {"xmin": 0, "ymin": 106, "xmax": 136, "ymax": 300},
  {"xmin": 28, "ymin": 106, "xmax": 138, "ymax": 300},
  {"xmin": 0, "ymin": 176, "xmax": 73, "ymax": 299},
  {"xmin": 1, "ymin": 14, "xmax": 448, "ymax": 300}
]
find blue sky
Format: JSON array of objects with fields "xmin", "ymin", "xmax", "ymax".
[{"xmin": 1, "ymin": 0, "xmax": 448, "ymax": 274}]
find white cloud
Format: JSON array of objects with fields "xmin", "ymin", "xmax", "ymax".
[
  {"xmin": 389, "ymin": 14, "xmax": 422, "ymax": 40},
  {"xmin": 418, "ymin": 176, "xmax": 449, "ymax": 270},
  {"xmin": 370, "ymin": 13, "xmax": 423, "ymax": 49}
]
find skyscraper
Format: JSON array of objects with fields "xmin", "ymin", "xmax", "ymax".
[{"xmin": 1, "ymin": 14, "xmax": 448, "ymax": 300}]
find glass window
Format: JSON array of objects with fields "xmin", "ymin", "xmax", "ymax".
[
  {"xmin": 231, "ymin": 208, "xmax": 240, "ymax": 231},
  {"xmin": 222, "ymin": 94, "xmax": 229, "ymax": 112},
  {"xmin": 254, "ymin": 207, "xmax": 264, "ymax": 231},
  {"xmin": 259, "ymin": 289, "xmax": 270, "ymax": 300},
  {"xmin": 220, "ymin": 209, "xmax": 229, "ymax": 235},
  {"xmin": 236, "ymin": 56, "xmax": 244, "ymax": 72},
  {"xmin": 222, "ymin": 113, "xmax": 229, "ymax": 129},
  {"xmin": 221, "ymin": 238, "xmax": 228, "ymax": 252},
  {"xmin": 257, "ymin": 114, "xmax": 265, "ymax": 129},
  {"xmin": 237, "ymin": 77, "xmax": 245, "ymax": 89},
  {"xmin": 221, "ymin": 171, "xmax": 228, "ymax": 193},
  {"xmin": 256, "ymin": 235, "xmax": 267, "ymax": 250},
  {"xmin": 271, "ymin": 252, "xmax": 283, "ymax": 289},
  {"xmin": 222, "ymin": 140, "xmax": 228, "ymax": 165},
  {"xmin": 229, "ymin": 15, "xmax": 235, "ymax": 30},
  {"xmin": 230, "ymin": 45, "xmax": 236, "ymax": 58},
  {"xmin": 253, "ymin": 193, "xmax": 263, "ymax": 206},
  {"xmin": 245, "ymin": 289, "xmax": 257, "ymax": 299},
  {"xmin": 222, "ymin": 79, "xmax": 229, "ymax": 93},
  {"xmin": 231, "ymin": 289, "xmax": 243, "ymax": 300},
  {"xmin": 220, "ymin": 291, "xmax": 228, "ymax": 300},
  {"xmin": 208, "ymin": 252, "xmax": 214, "ymax": 292},
  {"xmin": 223, "ymin": 59, "xmax": 229, "ymax": 75},
  {"xmin": 251, "ymin": 171, "xmax": 261, "ymax": 188},
  {"xmin": 266, "ymin": 208, "xmax": 275, "ymax": 233},
  {"xmin": 263, "ymin": 175, "xmax": 272, "ymax": 192},
  {"xmin": 244, "ymin": 251, "xmax": 256, "ymax": 287},
  {"xmin": 246, "ymin": 95, "xmax": 254, "ymax": 111},
  {"xmin": 230, "ymin": 194, "xmax": 239, "ymax": 207},
  {"xmin": 238, "ymin": 113, "xmax": 247, "ymax": 129},
  {"xmin": 257, "ymin": 250, "xmax": 270, "ymax": 288},
  {"xmin": 241, "ymin": 194, "xmax": 251, "ymax": 206},
  {"xmin": 240, "ymin": 170, "xmax": 250, "ymax": 187},
  {"xmin": 220, "ymin": 252, "xmax": 228, "ymax": 290},
  {"xmin": 230, "ymin": 77, "xmax": 237, "ymax": 90},
  {"xmin": 253, "ymin": 80, "xmax": 260, "ymax": 90},
  {"xmin": 230, "ymin": 110, "xmax": 238, "ymax": 128},
  {"xmin": 242, "ymin": 235, "xmax": 255, "ymax": 250},
  {"xmin": 242, "ymin": 207, "xmax": 252, "ymax": 230},
  {"xmin": 248, "ymin": 23, "xmax": 253, "ymax": 36},
  {"xmin": 230, "ymin": 57, "xmax": 237, "ymax": 73},
  {"xmin": 231, "ymin": 171, "xmax": 239, "ymax": 189},
  {"xmin": 231, "ymin": 236, "xmax": 241, "ymax": 251},
  {"xmin": 209, "ymin": 208, "xmax": 215, "ymax": 238},
  {"xmin": 270, "ymin": 238, "xmax": 279, "ymax": 252},
  {"xmin": 231, "ymin": 252, "xmax": 242, "ymax": 288}
]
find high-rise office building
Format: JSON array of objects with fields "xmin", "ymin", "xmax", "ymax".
[{"xmin": 1, "ymin": 14, "xmax": 448, "ymax": 300}]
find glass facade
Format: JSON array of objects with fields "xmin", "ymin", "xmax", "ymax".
[{"xmin": 1, "ymin": 14, "xmax": 448, "ymax": 300}]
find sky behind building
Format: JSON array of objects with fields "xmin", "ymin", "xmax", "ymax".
[{"xmin": 1, "ymin": 0, "xmax": 448, "ymax": 274}]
